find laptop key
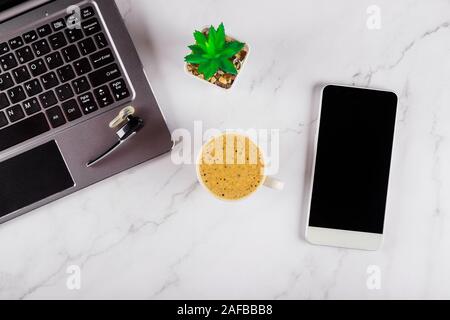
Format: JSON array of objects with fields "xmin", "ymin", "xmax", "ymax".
[
  {"xmin": 0, "ymin": 93, "xmax": 10, "ymax": 110},
  {"xmin": 24, "ymin": 79, "xmax": 43, "ymax": 97},
  {"xmin": 49, "ymin": 32, "xmax": 67, "ymax": 50},
  {"xmin": 55, "ymin": 83, "xmax": 74, "ymax": 101},
  {"xmin": 12, "ymin": 66, "xmax": 31, "ymax": 84},
  {"xmin": 110, "ymin": 79, "xmax": 130, "ymax": 101},
  {"xmin": 0, "ymin": 112, "xmax": 7, "ymax": 128},
  {"xmin": 73, "ymin": 57, "xmax": 92, "ymax": 75},
  {"xmin": 1, "ymin": 53, "xmax": 18, "ymax": 71},
  {"xmin": 23, "ymin": 98, "xmax": 41, "ymax": 116},
  {"xmin": 31, "ymin": 39, "xmax": 50, "ymax": 57},
  {"xmin": 41, "ymin": 72, "xmax": 59, "ymax": 90},
  {"xmin": 46, "ymin": 106, "xmax": 66, "ymax": 128},
  {"xmin": 65, "ymin": 28, "xmax": 84, "ymax": 43},
  {"xmin": 29, "ymin": 59, "xmax": 48, "ymax": 77},
  {"xmin": 82, "ymin": 18, "xmax": 101, "ymax": 36},
  {"xmin": 32, "ymin": 39, "xmax": 51, "ymax": 57},
  {"xmin": 23, "ymin": 31, "xmax": 38, "ymax": 44},
  {"xmin": 39, "ymin": 90, "xmax": 58, "ymax": 108},
  {"xmin": 66, "ymin": 13, "xmax": 81, "ymax": 30},
  {"xmin": 37, "ymin": 24, "xmax": 52, "ymax": 37},
  {"xmin": 61, "ymin": 45, "xmax": 80, "ymax": 63},
  {"xmin": 9, "ymin": 37, "xmax": 24, "ymax": 50},
  {"xmin": 0, "ymin": 113, "xmax": 50, "ymax": 152},
  {"xmin": 16, "ymin": 46, "xmax": 34, "ymax": 64},
  {"xmin": 45, "ymin": 51, "xmax": 64, "ymax": 70},
  {"xmin": 78, "ymin": 92, "xmax": 98, "ymax": 115},
  {"xmin": 57, "ymin": 65, "xmax": 76, "ymax": 83},
  {"xmin": 88, "ymin": 63, "xmax": 121, "ymax": 87},
  {"xmin": 5, "ymin": 105, "xmax": 25, "ymax": 123},
  {"xmin": 51, "ymin": 18, "xmax": 66, "ymax": 32},
  {"xmin": 90, "ymin": 48, "xmax": 114, "ymax": 69},
  {"xmin": 62, "ymin": 99, "xmax": 82, "ymax": 121},
  {"xmin": 0, "ymin": 42, "xmax": 9, "ymax": 54},
  {"xmin": 72, "ymin": 76, "xmax": 90, "ymax": 95},
  {"xmin": 7, "ymin": 86, "xmax": 26, "ymax": 104},
  {"xmin": 78, "ymin": 37, "xmax": 96, "ymax": 55},
  {"xmin": 81, "ymin": 6, "xmax": 95, "ymax": 20},
  {"xmin": 93, "ymin": 33, "xmax": 108, "ymax": 49},
  {"xmin": 94, "ymin": 85, "xmax": 114, "ymax": 108},
  {"xmin": 0, "ymin": 73, "xmax": 14, "ymax": 91}
]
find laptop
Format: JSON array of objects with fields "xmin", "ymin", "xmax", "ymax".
[{"xmin": 0, "ymin": 0, "xmax": 173, "ymax": 224}]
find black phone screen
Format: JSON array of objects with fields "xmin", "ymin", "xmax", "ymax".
[
  {"xmin": 308, "ymin": 85, "xmax": 397, "ymax": 234},
  {"xmin": 0, "ymin": 0, "xmax": 29, "ymax": 12}
]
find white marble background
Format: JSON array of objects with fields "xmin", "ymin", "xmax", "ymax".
[{"xmin": 1, "ymin": 0, "xmax": 450, "ymax": 299}]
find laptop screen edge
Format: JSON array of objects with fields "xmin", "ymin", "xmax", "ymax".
[{"xmin": 0, "ymin": 0, "xmax": 53, "ymax": 23}]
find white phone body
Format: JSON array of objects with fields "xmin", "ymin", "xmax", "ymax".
[{"xmin": 304, "ymin": 84, "xmax": 398, "ymax": 251}]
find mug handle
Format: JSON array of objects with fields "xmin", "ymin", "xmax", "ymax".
[{"xmin": 263, "ymin": 176, "xmax": 285, "ymax": 191}]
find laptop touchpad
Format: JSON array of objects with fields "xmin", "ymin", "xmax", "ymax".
[{"xmin": 0, "ymin": 141, "xmax": 74, "ymax": 218}]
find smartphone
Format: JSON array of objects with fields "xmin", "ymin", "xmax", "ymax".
[{"xmin": 305, "ymin": 85, "xmax": 398, "ymax": 250}]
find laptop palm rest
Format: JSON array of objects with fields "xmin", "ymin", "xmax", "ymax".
[{"xmin": 0, "ymin": 141, "xmax": 74, "ymax": 218}]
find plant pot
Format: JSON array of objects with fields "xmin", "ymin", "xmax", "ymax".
[{"xmin": 185, "ymin": 28, "xmax": 249, "ymax": 90}]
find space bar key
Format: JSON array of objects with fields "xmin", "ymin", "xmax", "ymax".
[{"xmin": 0, "ymin": 114, "xmax": 50, "ymax": 153}]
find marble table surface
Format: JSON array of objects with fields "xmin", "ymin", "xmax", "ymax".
[{"xmin": 1, "ymin": 0, "xmax": 450, "ymax": 299}]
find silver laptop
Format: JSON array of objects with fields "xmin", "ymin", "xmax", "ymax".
[{"xmin": 0, "ymin": 0, "xmax": 173, "ymax": 224}]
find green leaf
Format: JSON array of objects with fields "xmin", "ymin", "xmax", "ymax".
[
  {"xmin": 219, "ymin": 58, "xmax": 237, "ymax": 75},
  {"xmin": 188, "ymin": 45, "xmax": 205, "ymax": 55},
  {"xmin": 194, "ymin": 31, "xmax": 207, "ymax": 51},
  {"xmin": 205, "ymin": 26, "xmax": 217, "ymax": 55},
  {"xmin": 220, "ymin": 41, "xmax": 245, "ymax": 58},
  {"xmin": 215, "ymin": 23, "xmax": 225, "ymax": 49},
  {"xmin": 198, "ymin": 60, "xmax": 219, "ymax": 80},
  {"xmin": 184, "ymin": 54, "xmax": 209, "ymax": 64}
]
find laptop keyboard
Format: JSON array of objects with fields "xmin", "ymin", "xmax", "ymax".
[{"xmin": 0, "ymin": 5, "xmax": 131, "ymax": 153}]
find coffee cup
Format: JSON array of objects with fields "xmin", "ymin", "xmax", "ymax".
[{"xmin": 196, "ymin": 132, "xmax": 284, "ymax": 201}]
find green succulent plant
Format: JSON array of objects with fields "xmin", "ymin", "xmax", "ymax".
[{"xmin": 184, "ymin": 23, "xmax": 245, "ymax": 80}]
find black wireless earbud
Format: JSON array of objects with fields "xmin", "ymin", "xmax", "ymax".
[{"xmin": 87, "ymin": 107, "xmax": 144, "ymax": 167}]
